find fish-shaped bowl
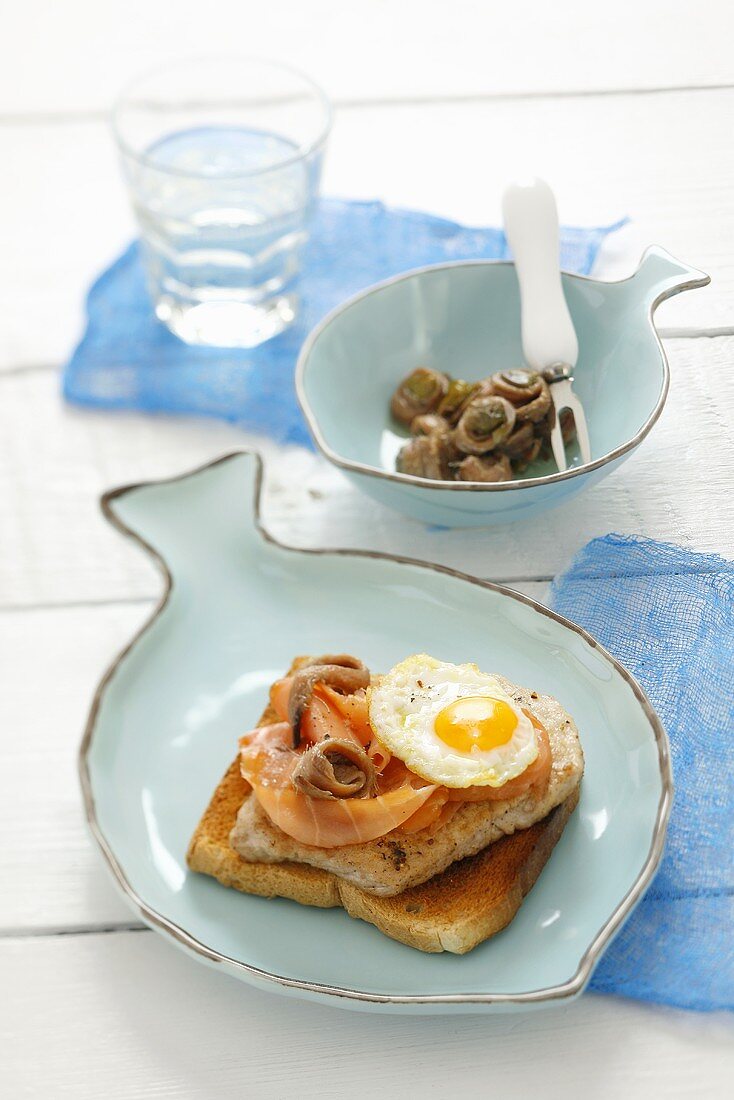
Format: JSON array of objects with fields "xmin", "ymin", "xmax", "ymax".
[
  {"xmin": 296, "ymin": 248, "xmax": 709, "ymax": 526},
  {"xmin": 79, "ymin": 450, "xmax": 671, "ymax": 1013}
]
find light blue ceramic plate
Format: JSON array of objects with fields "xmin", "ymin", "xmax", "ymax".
[
  {"xmin": 80, "ymin": 451, "xmax": 671, "ymax": 1014},
  {"xmin": 297, "ymin": 248, "xmax": 709, "ymax": 526}
]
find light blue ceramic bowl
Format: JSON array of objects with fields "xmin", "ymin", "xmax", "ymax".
[
  {"xmin": 297, "ymin": 248, "xmax": 709, "ymax": 526},
  {"xmin": 80, "ymin": 451, "xmax": 672, "ymax": 1013}
]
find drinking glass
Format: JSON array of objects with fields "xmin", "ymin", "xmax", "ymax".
[{"xmin": 112, "ymin": 57, "xmax": 332, "ymax": 348}]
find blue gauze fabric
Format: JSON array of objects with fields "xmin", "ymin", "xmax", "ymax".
[
  {"xmin": 549, "ymin": 535, "xmax": 734, "ymax": 1012},
  {"xmin": 63, "ymin": 199, "xmax": 622, "ymax": 444}
]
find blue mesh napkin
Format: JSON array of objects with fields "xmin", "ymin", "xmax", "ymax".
[
  {"xmin": 549, "ymin": 535, "xmax": 734, "ymax": 1012},
  {"xmin": 63, "ymin": 199, "xmax": 622, "ymax": 443}
]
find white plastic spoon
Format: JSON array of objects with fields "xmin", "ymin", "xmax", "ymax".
[{"xmin": 502, "ymin": 178, "xmax": 591, "ymax": 472}]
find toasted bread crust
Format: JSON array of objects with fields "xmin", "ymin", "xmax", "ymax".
[
  {"xmin": 187, "ymin": 658, "xmax": 582, "ymax": 952},
  {"xmin": 187, "ymin": 758, "xmax": 342, "ymax": 907},
  {"xmin": 338, "ymin": 786, "xmax": 579, "ymax": 952}
]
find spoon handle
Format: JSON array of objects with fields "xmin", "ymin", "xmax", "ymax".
[{"xmin": 502, "ymin": 179, "xmax": 578, "ymax": 371}]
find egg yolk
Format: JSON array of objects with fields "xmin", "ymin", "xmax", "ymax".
[{"xmin": 434, "ymin": 695, "xmax": 518, "ymax": 753}]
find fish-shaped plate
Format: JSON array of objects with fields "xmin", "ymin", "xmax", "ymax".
[{"xmin": 79, "ymin": 451, "xmax": 671, "ymax": 1014}]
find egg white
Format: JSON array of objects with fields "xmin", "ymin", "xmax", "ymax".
[{"xmin": 368, "ymin": 654, "xmax": 538, "ymax": 788}]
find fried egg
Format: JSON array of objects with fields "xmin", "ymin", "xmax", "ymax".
[{"xmin": 368, "ymin": 654, "xmax": 538, "ymax": 788}]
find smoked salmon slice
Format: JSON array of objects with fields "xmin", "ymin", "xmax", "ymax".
[
  {"xmin": 309, "ymin": 684, "xmax": 392, "ymax": 771},
  {"xmin": 252, "ymin": 780, "xmax": 437, "ymax": 848},
  {"xmin": 239, "ymin": 701, "xmax": 436, "ymax": 847}
]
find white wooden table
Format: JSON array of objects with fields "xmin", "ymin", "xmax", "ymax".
[{"xmin": 2, "ymin": 2, "xmax": 732, "ymax": 1095}]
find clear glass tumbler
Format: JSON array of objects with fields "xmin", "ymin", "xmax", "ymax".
[{"xmin": 112, "ymin": 57, "xmax": 332, "ymax": 348}]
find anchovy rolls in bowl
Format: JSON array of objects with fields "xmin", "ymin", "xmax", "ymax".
[{"xmin": 296, "ymin": 250, "xmax": 709, "ymax": 526}]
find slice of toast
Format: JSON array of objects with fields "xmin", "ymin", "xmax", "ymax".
[{"xmin": 187, "ymin": 660, "xmax": 581, "ymax": 953}]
